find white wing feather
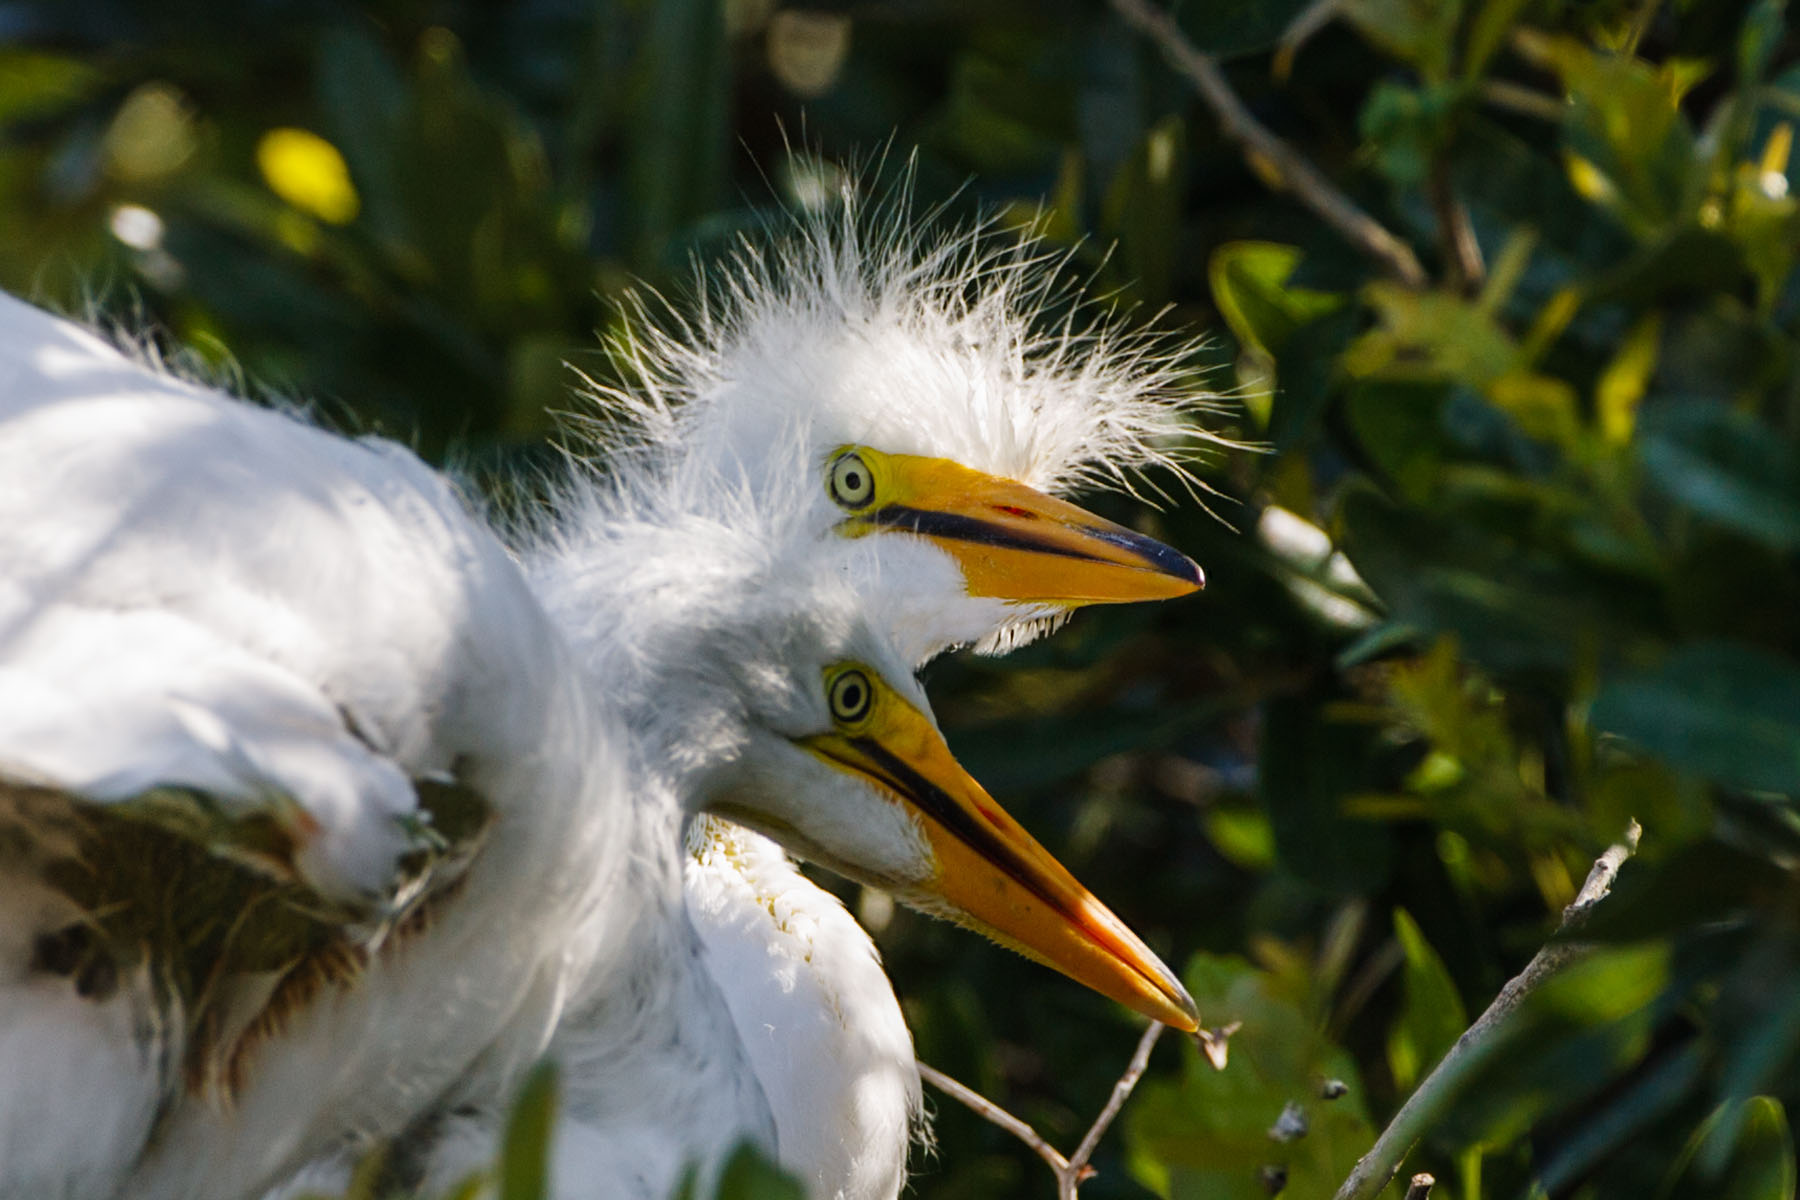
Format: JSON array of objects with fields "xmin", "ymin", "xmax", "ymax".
[{"xmin": 0, "ymin": 292, "xmax": 607, "ymax": 1200}]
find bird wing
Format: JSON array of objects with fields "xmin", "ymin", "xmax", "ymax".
[
  {"xmin": 0, "ymin": 600, "xmax": 493, "ymax": 1200},
  {"xmin": 0, "ymin": 292, "xmax": 582, "ymax": 1200}
]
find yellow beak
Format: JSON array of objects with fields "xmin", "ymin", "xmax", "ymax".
[
  {"xmin": 802, "ymin": 713, "xmax": 1200, "ymax": 1032},
  {"xmin": 841, "ymin": 455, "xmax": 1204, "ymax": 605}
]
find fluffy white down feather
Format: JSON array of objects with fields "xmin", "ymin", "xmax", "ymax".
[{"xmin": 685, "ymin": 817, "xmax": 922, "ymax": 1200}]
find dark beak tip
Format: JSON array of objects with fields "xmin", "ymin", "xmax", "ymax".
[{"xmin": 1131, "ymin": 533, "xmax": 1203, "ymax": 589}]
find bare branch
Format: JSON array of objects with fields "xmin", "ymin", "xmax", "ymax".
[
  {"xmin": 1404, "ymin": 1172, "xmax": 1436, "ymax": 1200},
  {"xmin": 1567, "ymin": 820, "xmax": 1640, "ymax": 918},
  {"xmin": 1107, "ymin": 0, "xmax": 1428, "ymax": 288},
  {"xmin": 920, "ymin": 1021, "xmax": 1172, "ymax": 1199},
  {"xmin": 1331, "ymin": 822, "xmax": 1643, "ymax": 1200},
  {"xmin": 916, "ymin": 1061, "xmax": 1070, "ymax": 1180},
  {"xmin": 1272, "ymin": 0, "xmax": 1345, "ymax": 79},
  {"xmin": 1068, "ymin": 1023, "xmax": 1165, "ymax": 1172},
  {"xmin": 1478, "ymin": 79, "xmax": 1566, "ymax": 123},
  {"xmin": 1429, "ymin": 164, "xmax": 1484, "ymax": 294}
]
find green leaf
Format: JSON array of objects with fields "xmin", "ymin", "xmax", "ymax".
[
  {"xmin": 624, "ymin": 0, "xmax": 729, "ymax": 267},
  {"xmin": 1338, "ymin": 484, "xmax": 1659, "ymax": 674},
  {"xmin": 1359, "ymin": 80, "xmax": 1465, "ymax": 187},
  {"xmin": 1435, "ymin": 945, "xmax": 1675, "ymax": 1149},
  {"xmin": 1591, "ymin": 642, "xmax": 1800, "ymax": 795},
  {"xmin": 0, "ymin": 51, "xmax": 103, "ymax": 125},
  {"xmin": 708, "ymin": 1142, "xmax": 806, "ymax": 1200},
  {"xmin": 1387, "ymin": 909, "xmax": 1468, "ymax": 1090},
  {"xmin": 1343, "ymin": 284, "xmax": 1520, "ymax": 388},
  {"xmin": 1127, "ymin": 955, "xmax": 1374, "ymax": 1199},
  {"xmin": 1517, "ymin": 33, "xmax": 1703, "ymax": 236},
  {"xmin": 1102, "ymin": 115, "xmax": 1187, "ymax": 305},
  {"xmin": 1269, "ymin": 306, "xmax": 1359, "ymax": 451},
  {"xmin": 1341, "ymin": 0, "xmax": 1465, "ymax": 82},
  {"xmin": 1640, "ymin": 406, "xmax": 1800, "ymax": 552},
  {"xmin": 498, "ymin": 1060, "xmax": 559, "ymax": 1200},
  {"xmin": 1663, "ymin": 1096, "xmax": 1798, "ymax": 1200},
  {"xmin": 1737, "ymin": 0, "xmax": 1789, "ymax": 85},
  {"xmin": 1208, "ymin": 242, "xmax": 1345, "ymax": 360},
  {"xmin": 1341, "ymin": 381, "xmax": 1452, "ymax": 499},
  {"xmin": 315, "ymin": 29, "xmax": 411, "ymax": 248}
]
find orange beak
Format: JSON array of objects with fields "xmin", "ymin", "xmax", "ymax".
[
  {"xmin": 840, "ymin": 455, "xmax": 1203, "ymax": 605},
  {"xmin": 801, "ymin": 695, "xmax": 1199, "ymax": 1032}
]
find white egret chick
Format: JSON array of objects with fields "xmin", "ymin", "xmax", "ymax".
[{"xmin": 602, "ymin": 205, "xmax": 1216, "ymax": 1199}]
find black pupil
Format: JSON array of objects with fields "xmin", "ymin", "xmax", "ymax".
[
  {"xmin": 843, "ymin": 470, "xmax": 863, "ymax": 492},
  {"xmin": 838, "ymin": 680, "xmax": 865, "ymax": 715}
]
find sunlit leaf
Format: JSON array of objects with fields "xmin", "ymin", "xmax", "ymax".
[
  {"xmin": 0, "ymin": 50, "xmax": 102, "ymax": 124},
  {"xmin": 1664, "ymin": 1096, "xmax": 1798, "ymax": 1200},
  {"xmin": 257, "ymin": 128, "xmax": 360, "ymax": 225},
  {"xmin": 1208, "ymin": 242, "xmax": 1346, "ymax": 360},
  {"xmin": 1127, "ymin": 955, "xmax": 1374, "ymax": 1199},
  {"xmin": 1386, "ymin": 909, "xmax": 1468, "ymax": 1090}
]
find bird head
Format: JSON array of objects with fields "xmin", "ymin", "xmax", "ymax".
[
  {"xmin": 579, "ymin": 196, "xmax": 1225, "ymax": 662},
  {"xmin": 673, "ymin": 575, "xmax": 1198, "ymax": 1034},
  {"xmin": 815, "ymin": 442, "xmax": 1200, "ymax": 653}
]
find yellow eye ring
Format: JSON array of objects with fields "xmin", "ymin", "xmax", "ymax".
[
  {"xmin": 827, "ymin": 667, "xmax": 874, "ymax": 726},
  {"xmin": 827, "ymin": 450, "xmax": 875, "ymax": 510}
]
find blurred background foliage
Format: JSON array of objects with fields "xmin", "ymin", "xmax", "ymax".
[{"xmin": 3, "ymin": 0, "xmax": 1800, "ymax": 1197}]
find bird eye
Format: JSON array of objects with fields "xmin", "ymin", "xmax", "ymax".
[
  {"xmin": 827, "ymin": 668, "xmax": 874, "ymax": 725},
  {"xmin": 827, "ymin": 451, "xmax": 875, "ymax": 510}
]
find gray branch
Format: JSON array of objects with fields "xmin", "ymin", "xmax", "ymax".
[
  {"xmin": 920, "ymin": 1021, "xmax": 1168, "ymax": 1199},
  {"xmin": 1332, "ymin": 821, "xmax": 1642, "ymax": 1200},
  {"xmin": 1108, "ymin": 0, "xmax": 1428, "ymax": 288}
]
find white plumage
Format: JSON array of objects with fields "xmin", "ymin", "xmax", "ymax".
[
  {"xmin": 683, "ymin": 816, "xmax": 920, "ymax": 1200},
  {"xmin": 0, "ymin": 293, "xmax": 609, "ymax": 1199},
  {"xmin": 0, "ymin": 200, "xmax": 1212, "ymax": 1200}
]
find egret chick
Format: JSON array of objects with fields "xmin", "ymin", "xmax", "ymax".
[{"xmin": 596, "ymin": 202, "xmax": 1217, "ymax": 1198}]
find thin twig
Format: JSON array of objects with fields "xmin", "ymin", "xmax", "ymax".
[
  {"xmin": 1404, "ymin": 1172, "xmax": 1436, "ymax": 1200},
  {"xmin": 1068, "ymin": 1023, "xmax": 1166, "ymax": 1172},
  {"xmin": 916, "ymin": 1062, "xmax": 1069, "ymax": 1179},
  {"xmin": 1332, "ymin": 822, "xmax": 1643, "ymax": 1200},
  {"xmin": 1478, "ymin": 79, "xmax": 1566, "ymax": 123},
  {"xmin": 1107, "ymin": 0, "xmax": 1428, "ymax": 288},
  {"xmin": 1272, "ymin": 0, "xmax": 1344, "ymax": 80},
  {"xmin": 1428, "ymin": 163, "xmax": 1484, "ymax": 294},
  {"xmin": 920, "ymin": 1022, "xmax": 1168, "ymax": 1199}
]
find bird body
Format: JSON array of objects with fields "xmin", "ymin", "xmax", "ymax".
[{"xmin": 0, "ymin": 292, "xmax": 621, "ymax": 1199}]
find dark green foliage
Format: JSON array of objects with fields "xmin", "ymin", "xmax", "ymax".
[{"xmin": 5, "ymin": 1, "xmax": 1800, "ymax": 1197}]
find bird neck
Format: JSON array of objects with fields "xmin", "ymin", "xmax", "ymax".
[{"xmin": 549, "ymin": 776, "xmax": 775, "ymax": 1178}]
